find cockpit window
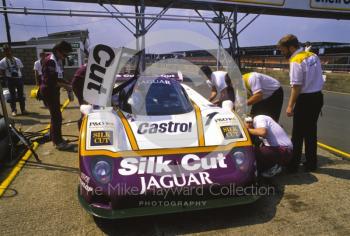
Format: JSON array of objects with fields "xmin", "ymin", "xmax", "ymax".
[{"xmin": 118, "ymin": 77, "xmax": 193, "ymax": 115}]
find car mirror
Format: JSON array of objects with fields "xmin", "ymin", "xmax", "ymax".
[
  {"xmin": 80, "ymin": 104, "xmax": 93, "ymax": 115},
  {"xmin": 222, "ymin": 100, "xmax": 234, "ymax": 111}
]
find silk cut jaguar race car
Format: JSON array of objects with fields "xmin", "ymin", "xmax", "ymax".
[{"xmin": 77, "ymin": 45, "xmax": 258, "ymax": 219}]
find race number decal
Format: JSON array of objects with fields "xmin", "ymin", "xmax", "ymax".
[
  {"xmin": 220, "ymin": 125, "xmax": 243, "ymax": 139},
  {"xmin": 90, "ymin": 131, "xmax": 113, "ymax": 146}
]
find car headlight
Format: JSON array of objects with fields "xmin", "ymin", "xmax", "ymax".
[
  {"xmin": 232, "ymin": 150, "xmax": 251, "ymax": 172},
  {"xmin": 92, "ymin": 160, "xmax": 112, "ymax": 184},
  {"xmin": 233, "ymin": 151, "xmax": 245, "ymax": 166}
]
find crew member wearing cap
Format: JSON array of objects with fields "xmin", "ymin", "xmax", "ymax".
[
  {"xmin": 304, "ymin": 41, "xmax": 312, "ymax": 52},
  {"xmin": 245, "ymin": 115, "xmax": 293, "ymax": 177},
  {"xmin": 40, "ymin": 41, "xmax": 73, "ymax": 150},
  {"xmin": 278, "ymin": 34, "xmax": 324, "ymax": 172},
  {"xmin": 0, "ymin": 44, "xmax": 27, "ymax": 116},
  {"xmin": 201, "ymin": 66, "xmax": 235, "ymax": 107},
  {"xmin": 242, "ymin": 72, "xmax": 283, "ymax": 122}
]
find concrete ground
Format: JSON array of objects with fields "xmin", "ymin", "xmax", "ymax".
[{"xmin": 0, "ymin": 86, "xmax": 349, "ymax": 235}]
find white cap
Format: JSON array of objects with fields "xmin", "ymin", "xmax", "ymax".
[{"xmin": 244, "ymin": 116, "xmax": 253, "ymax": 123}]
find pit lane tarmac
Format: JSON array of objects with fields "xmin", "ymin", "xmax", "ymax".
[{"xmin": 0, "ymin": 86, "xmax": 349, "ymax": 235}]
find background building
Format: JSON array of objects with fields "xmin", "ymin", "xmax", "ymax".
[{"xmin": 0, "ymin": 30, "xmax": 89, "ymax": 84}]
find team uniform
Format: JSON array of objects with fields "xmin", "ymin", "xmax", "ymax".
[
  {"xmin": 33, "ymin": 58, "xmax": 47, "ymax": 104},
  {"xmin": 33, "ymin": 59, "xmax": 42, "ymax": 77},
  {"xmin": 243, "ymin": 72, "xmax": 283, "ymax": 122},
  {"xmin": 210, "ymin": 71, "xmax": 235, "ymax": 106},
  {"xmin": 0, "ymin": 57, "xmax": 26, "ymax": 113},
  {"xmin": 40, "ymin": 53, "xmax": 65, "ymax": 145},
  {"xmin": 289, "ymin": 48, "xmax": 324, "ymax": 171},
  {"xmin": 305, "ymin": 45, "xmax": 312, "ymax": 52},
  {"xmin": 252, "ymin": 115, "xmax": 293, "ymax": 172}
]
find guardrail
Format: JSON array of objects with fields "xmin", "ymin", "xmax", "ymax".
[{"xmin": 241, "ymin": 63, "xmax": 350, "ymax": 72}]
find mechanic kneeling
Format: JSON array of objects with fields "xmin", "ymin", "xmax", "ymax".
[{"xmin": 245, "ymin": 115, "xmax": 293, "ymax": 177}]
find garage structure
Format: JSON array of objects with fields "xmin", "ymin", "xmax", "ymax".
[
  {"xmin": 0, "ymin": 0, "xmax": 349, "ymax": 84},
  {"xmin": 0, "ymin": 0, "xmax": 348, "ymax": 71}
]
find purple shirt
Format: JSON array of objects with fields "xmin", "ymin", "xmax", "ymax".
[{"xmin": 72, "ymin": 64, "xmax": 87, "ymax": 105}]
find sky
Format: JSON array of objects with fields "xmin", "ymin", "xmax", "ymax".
[{"xmin": 1, "ymin": 0, "xmax": 350, "ymax": 53}]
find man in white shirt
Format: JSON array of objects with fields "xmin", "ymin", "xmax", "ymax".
[
  {"xmin": 245, "ymin": 115, "xmax": 293, "ymax": 177},
  {"xmin": 33, "ymin": 51, "xmax": 47, "ymax": 106},
  {"xmin": 33, "ymin": 51, "xmax": 46, "ymax": 86},
  {"xmin": 278, "ymin": 34, "xmax": 324, "ymax": 172},
  {"xmin": 304, "ymin": 41, "xmax": 312, "ymax": 52},
  {"xmin": 242, "ymin": 72, "xmax": 283, "ymax": 122},
  {"xmin": 201, "ymin": 66, "xmax": 235, "ymax": 107},
  {"xmin": 0, "ymin": 45, "xmax": 27, "ymax": 116}
]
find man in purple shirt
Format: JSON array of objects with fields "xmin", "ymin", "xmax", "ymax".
[
  {"xmin": 40, "ymin": 41, "xmax": 73, "ymax": 150},
  {"xmin": 72, "ymin": 63, "xmax": 87, "ymax": 129}
]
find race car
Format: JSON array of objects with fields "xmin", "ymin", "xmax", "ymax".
[{"xmin": 78, "ymin": 45, "xmax": 258, "ymax": 219}]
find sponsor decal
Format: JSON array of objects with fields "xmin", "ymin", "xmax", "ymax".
[
  {"xmin": 139, "ymin": 173, "xmax": 213, "ymax": 194},
  {"xmin": 118, "ymin": 153, "xmax": 227, "ymax": 194},
  {"xmin": 311, "ymin": 0, "xmax": 350, "ymax": 11},
  {"xmin": 215, "ymin": 117, "xmax": 237, "ymax": 126},
  {"xmin": 138, "ymin": 79, "xmax": 171, "ymax": 85},
  {"xmin": 86, "ymin": 45, "xmax": 115, "ymax": 95},
  {"xmin": 118, "ymin": 154, "xmax": 227, "ymax": 175},
  {"xmin": 160, "ymin": 74, "xmax": 177, "ymax": 78},
  {"xmin": 117, "ymin": 74, "xmax": 176, "ymax": 79},
  {"xmin": 84, "ymin": 44, "xmax": 122, "ymax": 106},
  {"xmin": 215, "ymin": 117, "xmax": 235, "ymax": 123},
  {"xmin": 220, "ymin": 125, "xmax": 243, "ymax": 139},
  {"xmin": 81, "ymin": 172, "xmax": 90, "ymax": 184},
  {"xmin": 116, "ymin": 74, "xmax": 134, "ymax": 78},
  {"xmin": 137, "ymin": 122, "xmax": 192, "ymax": 134},
  {"xmin": 89, "ymin": 121, "xmax": 114, "ymax": 128},
  {"xmin": 80, "ymin": 172, "xmax": 93, "ymax": 192},
  {"xmin": 90, "ymin": 131, "xmax": 113, "ymax": 146}
]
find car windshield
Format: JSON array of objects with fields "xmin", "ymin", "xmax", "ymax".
[{"xmin": 119, "ymin": 76, "xmax": 193, "ymax": 115}]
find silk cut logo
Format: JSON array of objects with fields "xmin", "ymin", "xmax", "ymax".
[
  {"xmin": 91, "ymin": 131, "xmax": 113, "ymax": 146},
  {"xmin": 220, "ymin": 125, "xmax": 242, "ymax": 140}
]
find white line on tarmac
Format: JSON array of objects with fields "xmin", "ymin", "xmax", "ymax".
[
  {"xmin": 322, "ymin": 90, "xmax": 350, "ymax": 96},
  {"xmin": 24, "ymin": 126, "xmax": 34, "ymax": 132},
  {"xmin": 323, "ymin": 105, "xmax": 350, "ymax": 112}
]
